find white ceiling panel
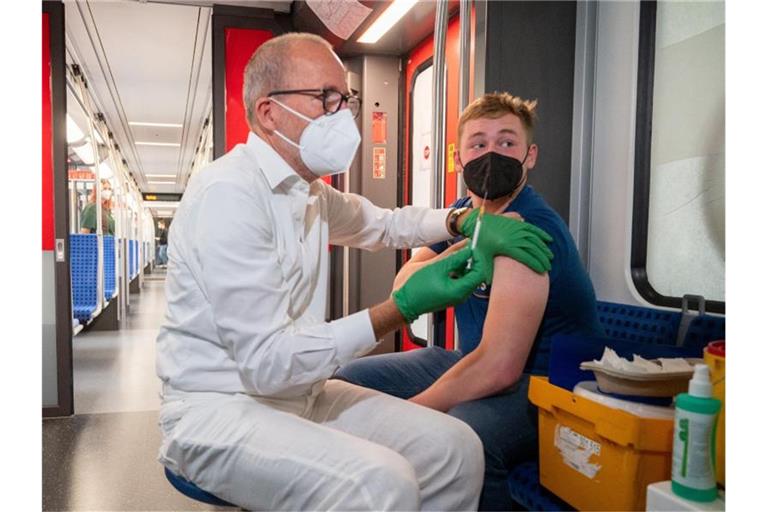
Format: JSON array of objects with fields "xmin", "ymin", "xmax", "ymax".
[
  {"xmin": 136, "ymin": 145, "xmax": 183, "ymax": 174},
  {"xmin": 64, "ymin": 0, "xmax": 214, "ymax": 195},
  {"xmin": 131, "ymin": 125, "xmax": 183, "ymax": 145}
]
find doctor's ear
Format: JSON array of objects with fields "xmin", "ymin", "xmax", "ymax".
[{"xmin": 253, "ymin": 97, "xmax": 278, "ymax": 131}]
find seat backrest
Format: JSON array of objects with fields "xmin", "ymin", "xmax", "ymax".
[
  {"xmin": 682, "ymin": 314, "xmax": 725, "ymax": 352},
  {"xmin": 103, "ymin": 235, "xmax": 116, "ymax": 299},
  {"xmin": 596, "ymin": 301, "xmax": 681, "ymax": 345},
  {"xmin": 70, "ymin": 234, "xmax": 98, "ymax": 310}
]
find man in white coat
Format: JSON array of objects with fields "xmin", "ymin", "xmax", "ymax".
[{"xmin": 156, "ymin": 32, "xmax": 552, "ymax": 511}]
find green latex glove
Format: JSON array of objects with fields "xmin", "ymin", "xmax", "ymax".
[
  {"xmin": 460, "ymin": 209, "xmax": 554, "ymax": 278},
  {"xmin": 393, "ymin": 246, "xmax": 485, "ymax": 323}
]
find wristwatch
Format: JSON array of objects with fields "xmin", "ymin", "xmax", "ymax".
[{"xmin": 446, "ymin": 206, "xmax": 471, "ymax": 237}]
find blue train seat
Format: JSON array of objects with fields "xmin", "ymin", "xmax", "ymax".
[
  {"xmin": 595, "ymin": 300, "xmax": 681, "ymax": 345},
  {"xmin": 70, "ymin": 234, "xmax": 98, "ymax": 323},
  {"xmin": 683, "ymin": 313, "xmax": 725, "ymax": 351},
  {"xmin": 128, "ymin": 240, "xmax": 135, "ymax": 279},
  {"xmin": 103, "ymin": 235, "xmax": 116, "ymax": 300},
  {"xmin": 164, "ymin": 467, "xmax": 235, "ymax": 507},
  {"xmin": 132, "ymin": 240, "xmax": 139, "ymax": 278}
]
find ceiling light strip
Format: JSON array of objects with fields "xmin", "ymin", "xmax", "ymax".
[
  {"xmin": 136, "ymin": 141, "xmax": 182, "ymax": 147},
  {"xmin": 357, "ymin": 0, "xmax": 418, "ymax": 44},
  {"xmin": 129, "ymin": 121, "xmax": 183, "ymax": 128}
]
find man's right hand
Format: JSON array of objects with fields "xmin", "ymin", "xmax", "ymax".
[{"xmin": 392, "ymin": 246, "xmax": 484, "ymax": 323}]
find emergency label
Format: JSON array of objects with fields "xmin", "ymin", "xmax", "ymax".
[
  {"xmin": 554, "ymin": 424, "xmax": 602, "ymax": 479},
  {"xmin": 373, "ymin": 147, "xmax": 386, "ymax": 179}
]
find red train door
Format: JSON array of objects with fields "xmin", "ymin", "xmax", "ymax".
[{"xmin": 400, "ymin": 14, "xmax": 469, "ymax": 352}]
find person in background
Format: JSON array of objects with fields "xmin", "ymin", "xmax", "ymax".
[
  {"xmin": 155, "ymin": 34, "xmax": 553, "ymax": 511},
  {"xmin": 155, "ymin": 220, "xmax": 168, "ymax": 266},
  {"xmin": 80, "ymin": 178, "xmax": 115, "ymax": 235},
  {"xmin": 335, "ymin": 92, "xmax": 605, "ymax": 511}
]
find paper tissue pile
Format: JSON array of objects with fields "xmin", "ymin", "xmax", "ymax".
[{"xmin": 579, "ymin": 347, "xmax": 701, "ymax": 396}]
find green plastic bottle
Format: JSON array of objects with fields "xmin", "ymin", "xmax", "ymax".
[{"xmin": 671, "ymin": 364, "xmax": 721, "ymax": 502}]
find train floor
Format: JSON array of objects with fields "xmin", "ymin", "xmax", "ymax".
[{"xmin": 42, "ymin": 267, "xmax": 232, "ymax": 511}]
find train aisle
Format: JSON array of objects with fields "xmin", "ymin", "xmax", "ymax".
[{"xmin": 43, "ymin": 268, "xmax": 230, "ymax": 511}]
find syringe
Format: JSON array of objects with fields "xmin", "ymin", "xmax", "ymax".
[{"xmin": 466, "ymin": 191, "xmax": 488, "ymax": 271}]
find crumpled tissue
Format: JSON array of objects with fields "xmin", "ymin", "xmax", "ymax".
[{"xmin": 589, "ymin": 347, "xmax": 693, "ymax": 375}]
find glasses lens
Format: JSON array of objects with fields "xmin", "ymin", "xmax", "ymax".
[
  {"xmin": 323, "ymin": 90, "xmax": 343, "ymax": 114},
  {"xmin": 347, "ymin": 96, "xmax": 361, "ymax": 118}
]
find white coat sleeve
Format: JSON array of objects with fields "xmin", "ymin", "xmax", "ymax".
[
  {"xmin": 194, "ymin": 181, "xmax": 377, "ymax": 398},
  {"xmin": 320, "ymin": 181, "xmax": 453, "ymax": 250}
]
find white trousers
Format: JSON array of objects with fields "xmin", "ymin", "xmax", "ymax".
[{"xmin": 158, "ymin": 379, "xmax": 484, "ymax": 511}]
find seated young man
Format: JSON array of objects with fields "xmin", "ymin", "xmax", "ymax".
[{"xmin": 335, "ymin": 92, "xmax": 605, "ymax": 511}]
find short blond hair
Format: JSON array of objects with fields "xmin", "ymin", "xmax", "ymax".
[{"xmin": 458, "ymin": 92, "xmax": 538, "ymax": 144}]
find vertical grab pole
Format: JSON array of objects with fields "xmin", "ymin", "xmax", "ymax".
[
  {"xmin": 428, "ymin": 0, "xmax": 449, "ymax": 347},
  {"xmin": 453, "ymin": 0, "xmax": 473, "ymax": 349},
  {"xmin": 457, "ymin": 0, "xmax": 472, "ymax": 198}
]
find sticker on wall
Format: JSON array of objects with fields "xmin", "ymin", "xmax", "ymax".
[
  {"xmin": 372, "ymin": 111, "xmax": 387, "ymax": 144},
  {"xmin": 420, "ymin": 131, "xmax": 432, "ymax": 173},
  {"xmin": 373, "ymin": 147, "xmax": 386, "ymax": 179},
  {"xmin": 447, "ymin": 143, "xmax": 455, "ymax": 173},
  {"xmin": 554, "ymin": 425, "xmax": 602, "ymax": 479}
]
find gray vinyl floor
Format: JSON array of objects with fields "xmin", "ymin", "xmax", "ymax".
[{"xmin": 42, "ymin": 268, "xmax": 234, "ymax": 511}]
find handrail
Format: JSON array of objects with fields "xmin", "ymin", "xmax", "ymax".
[
  {"xmin": 428, "ymin": 0, "xmax": 450, "ymax": 348},
  {"xmin": 457, "ymin": 0, "xmax": 472, "ymax": 198}
]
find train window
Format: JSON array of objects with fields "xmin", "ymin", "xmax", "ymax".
[
  {"xmin": 632, "ymin": 0, "xmax": 725, "ymax": 313},
  {"xmin": 66, "ymin": 100, "xmax": 95, "ymax": 235}
]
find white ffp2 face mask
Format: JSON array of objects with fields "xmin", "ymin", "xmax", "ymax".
[{"xmin": 271, "ymin": 98, "xmax": 361, "ymax": 177}]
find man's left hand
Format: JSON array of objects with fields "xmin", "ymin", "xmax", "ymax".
[{"xmin": 460, "ymin": 210, "xmax": 554, "ymax": 281}]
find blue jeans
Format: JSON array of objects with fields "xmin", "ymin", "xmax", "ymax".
[
  {"xmin": 334, "ymin": 347, "xmax": 538, "ymax": 511},
  {"xmin": 157, "ymin": 244, "xmax": 168, "ymax": 265}
]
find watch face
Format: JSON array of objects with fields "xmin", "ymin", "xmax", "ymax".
[{"xmin": 473, "ymin": 282, "xmax": 491, "ymax": 299}]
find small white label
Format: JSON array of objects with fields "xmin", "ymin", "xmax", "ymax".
[
  {"xmin": 55, "ymin": 239, "xmax": 66, "ymax": 262},
  {"xmin": 554, "ymin": 425, "xmax": 602, "ymax": 479}
]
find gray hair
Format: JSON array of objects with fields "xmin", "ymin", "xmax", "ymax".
[{"xmin": 243, "ymin": 32, "xmax": 333, "ymax": 127}]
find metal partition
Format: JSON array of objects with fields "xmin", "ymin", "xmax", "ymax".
[{"xmin": 43, "ymin": 0, "xmax": 74, "ymax": 417}]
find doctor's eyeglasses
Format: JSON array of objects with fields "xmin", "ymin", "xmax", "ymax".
[{"xmin": 268, "ymin": 88, "xmax": 361, "ymax": 119}]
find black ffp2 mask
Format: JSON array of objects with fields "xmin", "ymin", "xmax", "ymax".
[{"xmin": 461, "ymin": 151, "xmax": 527, "ymax": 199}]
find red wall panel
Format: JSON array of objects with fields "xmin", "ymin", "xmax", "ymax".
[
  {"xmin": 224, "ymin": 28, "xmax": 273, "ymax": 152},
  {"xmin": 42, "ymin": 13, "xmax": 55, "ymax": 251}
]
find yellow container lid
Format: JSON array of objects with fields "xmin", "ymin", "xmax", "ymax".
[{"xmin": 574, "ymin": 381, "xmax": 675, "ymax": 420}]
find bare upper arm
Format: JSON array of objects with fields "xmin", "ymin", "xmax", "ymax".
[
  {"xmin": 476, "ymin": 256, "xmax": 550, "ymax": 381},
  {"xmin": 407, "ymin": 246, "xmax": 439, "ymax": 265}
]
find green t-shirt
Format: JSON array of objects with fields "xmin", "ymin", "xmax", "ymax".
[{"xmin": 80, "ymin": 203, "xmax": 115, "ymax": 235}]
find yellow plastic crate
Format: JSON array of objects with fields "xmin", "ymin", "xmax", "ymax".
[{"xmin": 528, "ymin": 376, "xmax": 674, "ymax": 511}]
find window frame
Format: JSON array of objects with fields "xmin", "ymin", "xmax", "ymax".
[{"xmin": 630, "ymin": 0, "xmax": 725, "ymax": 314}]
